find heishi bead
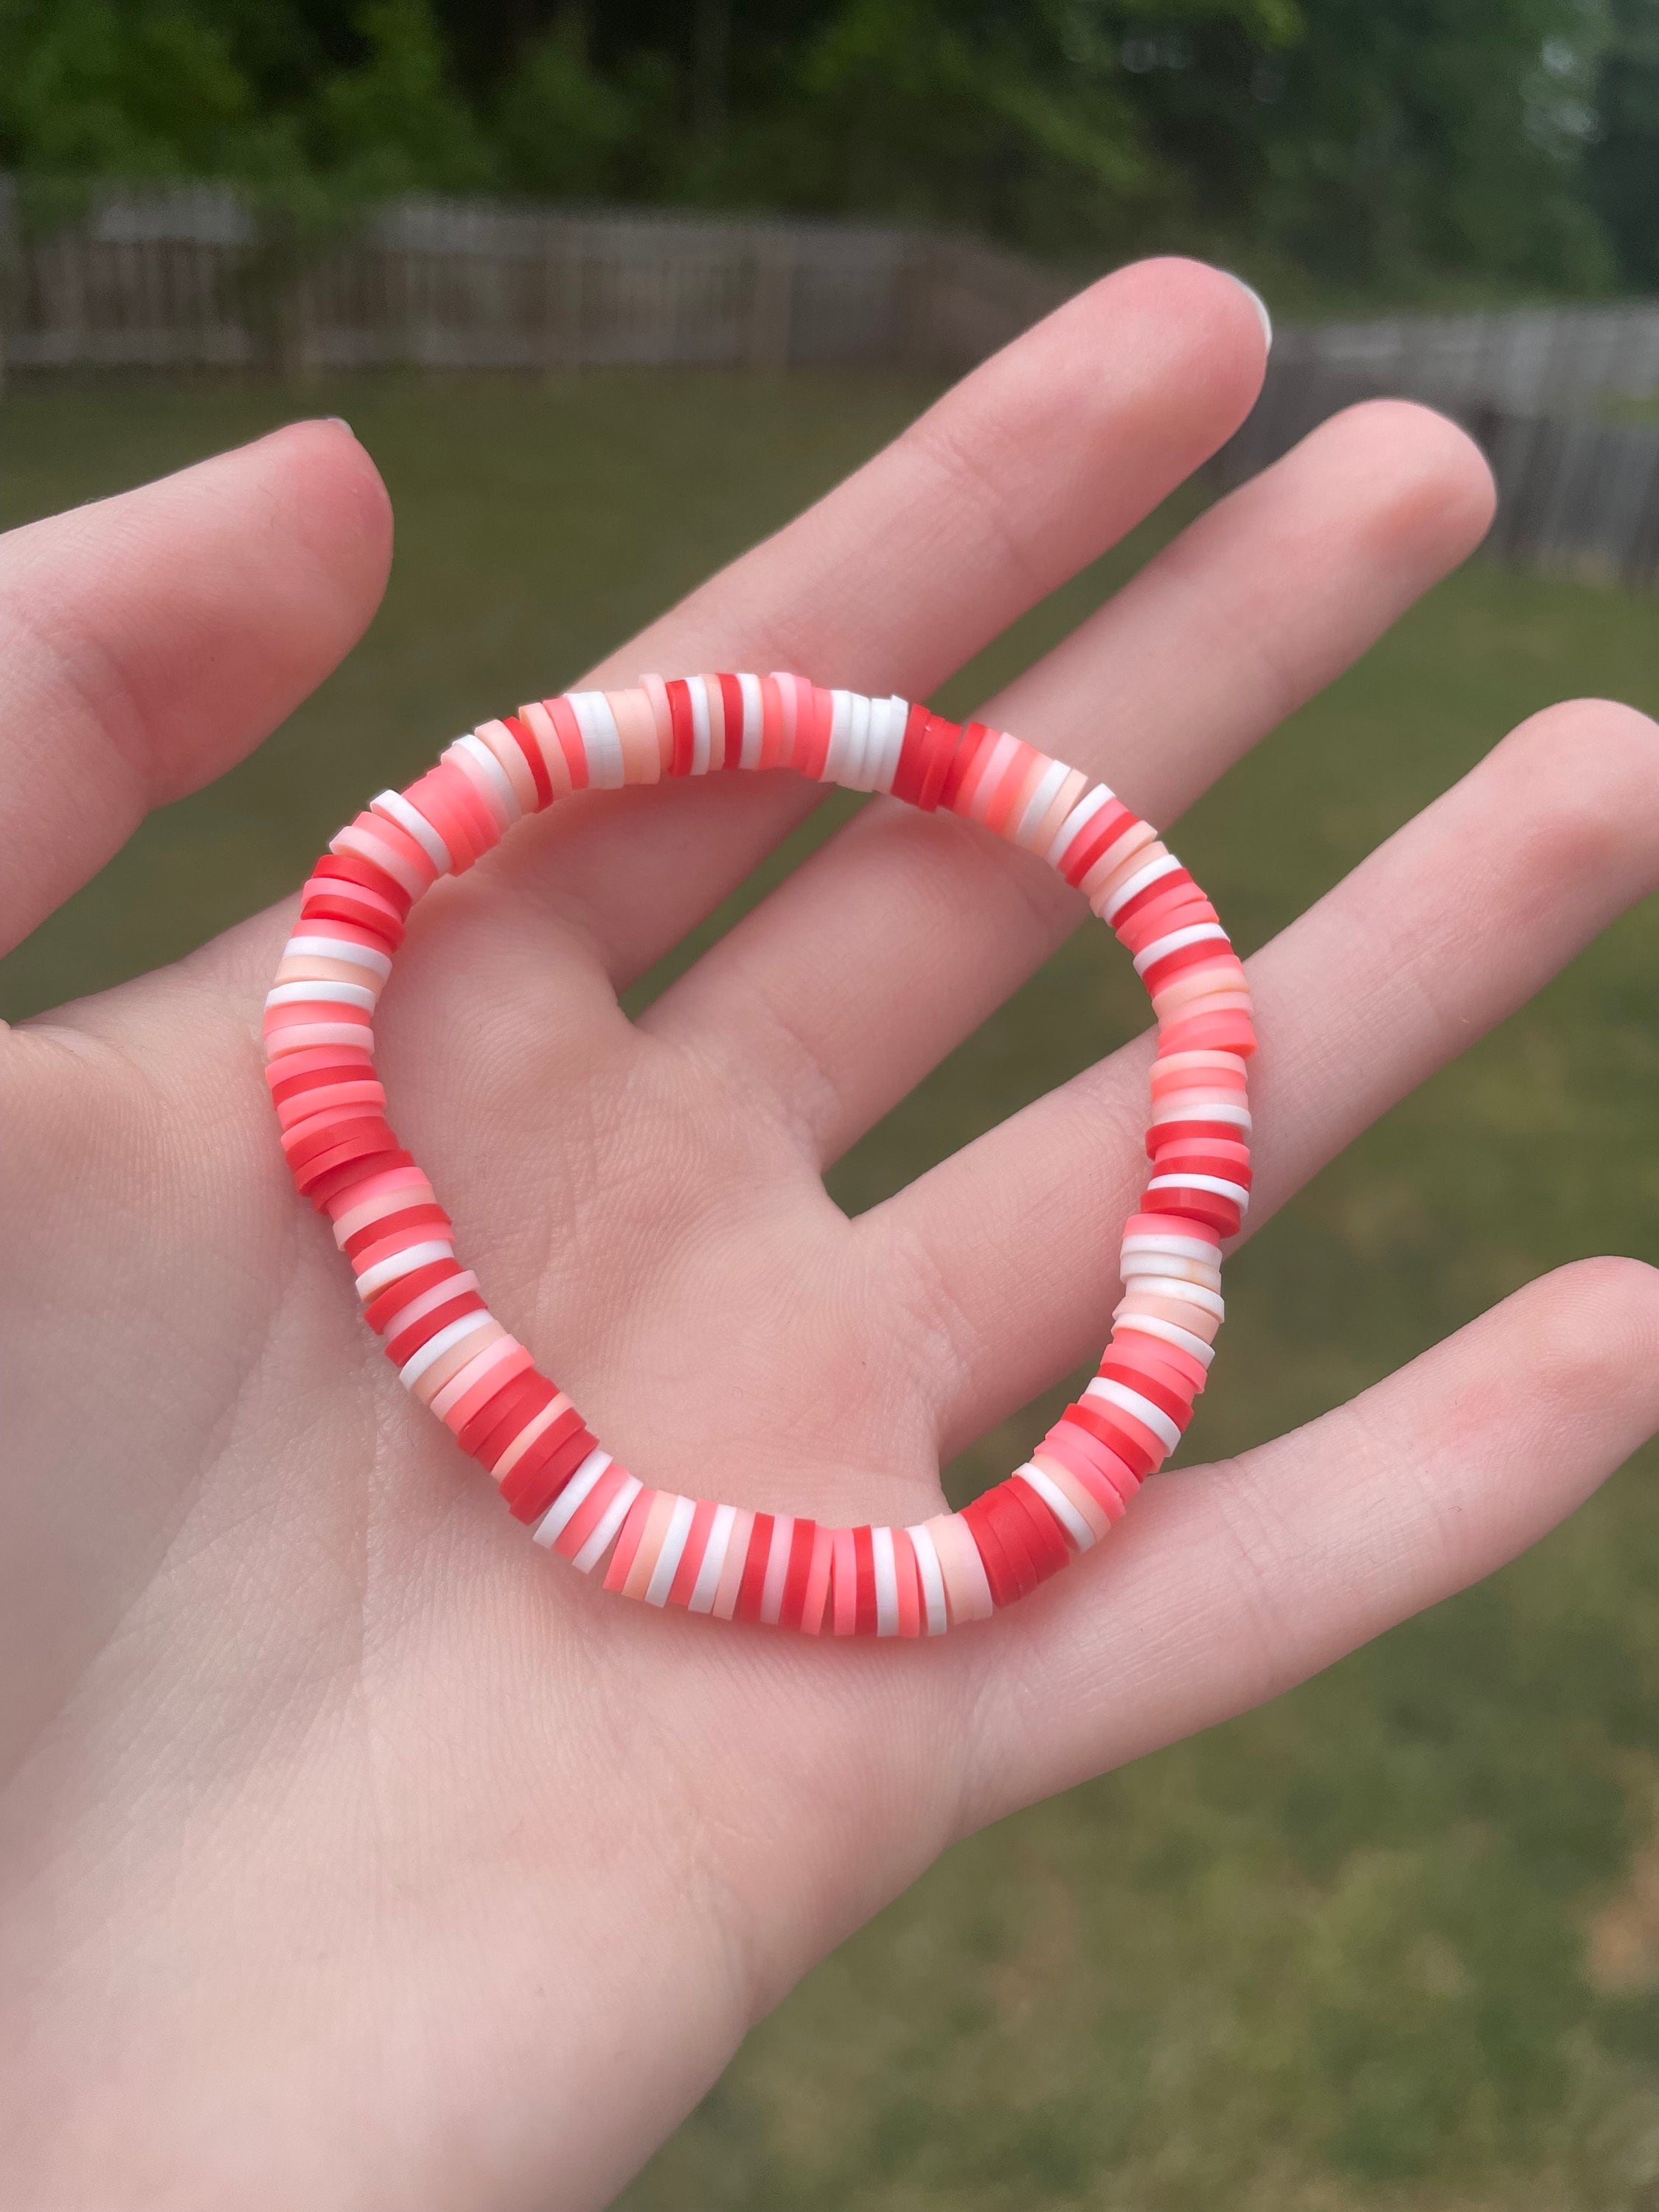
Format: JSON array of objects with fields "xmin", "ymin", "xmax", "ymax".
[{"xmin": 267, "ymin": 677, "xmax": 1251, "ymax": 1634}]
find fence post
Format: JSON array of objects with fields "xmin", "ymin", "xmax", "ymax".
[
  {"xmin": 745, "ymin": 230, "xmax": 795, "ymax": 371},
  {"xmin": 556, "ymin": 219, "xmax": 584, "ymax": 375},
  {"xmin": 0, "ymin": 173, "xmax": 18, "ymax": 394},
  {"xmin": 897, "ymin": 232, "xmax": 945, "ymax": 372}
]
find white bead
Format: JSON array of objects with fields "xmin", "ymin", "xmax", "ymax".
[
  {"xmin": 865, "ymin": 695, "xmax": 906, "ymax": 794},
  {"xmin": 760, "ymin": 1512, "xmax": 795, "ymax": 1625},
  {"xmin": 686, "ymin": 675, "xmax": 713, "ymax": 773},
  {"xmin": 1120, "ymin": 1228, "xmax": 1221, "ymax": 1264},
  {"xmin": 1046, "ymin": 781, "xmax": 1113, "ymax": 868},
  {"xmin": 283, "ymin": 935, "xmax": 392, "ymax": 979},
  {"xmin": 568, "ymin": 692, "xmax": 625, "ymax": 789},
  {"xmin": 265, "ymin": 979, "xmax": 377, "ymax": 1011},
  {"xmin": 1017, "ymin": 1463, "xmax": 1094, "ymax": 1551},
  {"xmin": 1145, "ymin": 1173, "xmax": 1249, "ymax": 1214},
  {"xmin": 381, "ymin": 1272, "xmax": 480, "ymax": 1338},
  {"xmin": 1102, "ymin": 851, "xmax": 1183, "ymax": 922},
  {"xmin": 475, "ymin": 718, "xmax": 539, "ymax": 813},
  {"xmin": 849, "ymin": 699, "xmax": 876, "ymax": 796},
  {"xmin": 355, "ymin": 1239, "xmax": 454, "ymax": 1298},
  {"xmin": 353, "ymin": 1240, "xmax": 453, "ymax": 1297},
  {"xmin": 1132, "ymin": 922, "xmax": 1230, "ymax": 977},
  {"xmin": 644, "ymin": 1494, "xmax": 697, "ymax": 1605},
  {"xmin": 398, "ymin": 1308, "xmax": 493, "ymax": 1388},
  {"xmin": 1150, "ymin": 1098, "xmax": 1253, "ymax": 1130},
  {"xmin": 372, "ymin": 788, "xmax": 451, "ymax": 873},
  {"xmin": 1113, "ymin": 1313, "xmax": 1215, "ymax": 1364},
  {"xmin": 1121, "ymin": 1256, "xmax": 1223, "ymax": 1292},
  {"xmin": 738, "ymin": 672, "xmax": 765, "ymax": 769},
  {"xmin": 906, "ymin": 1521, "xmax": 948, "ymax": 1635},
  {"xmin": 872, "ymin": 1524, "xmax": 899, "ymax": 1635},
  {"xmin": 689, "ymin": 1501, "xmax": 737, "ymax": 1613},
  {"xmin": 824, "ymin": 688, "xmax": 855, "ymax": 783},
  {"xmin": 1014, "ymin": 757, "xmax": 1069, "ymax": 849},
  {"xmin": 532, "ymin": 1449, "xmax": 611, "ymax": 1548},
  {"xmin": 572, "ymin": 1472, "xmax": 641, "ymax": 1572},
  {"xmin": 1110, "ymin": 1283, "xmax": 1230, "ymax": 1310},
  {"xmin": 1083, "ymin": 1376, "xmax": 1181, "ymax": 1455},
  {"xmin": 453, "ymin": 731, "xmax": 521, "ymax": 821}
]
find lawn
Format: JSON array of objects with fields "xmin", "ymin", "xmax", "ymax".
[{"xmin": 5, "ymin": 370, "xmax": 1659, "ymax": 2209}]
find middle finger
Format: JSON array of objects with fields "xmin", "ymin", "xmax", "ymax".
[{"xmin": 641, "ymin": 399, "xmax": 1492, "ymax": 1161}]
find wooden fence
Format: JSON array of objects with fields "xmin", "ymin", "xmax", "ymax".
[
  {"xmin": 0, "ymin": 181, "xmax": 1065, "ymax": 380},
  {"xmin": 10, "ymin": 178, "xmax": 1659, "ymax": 585},
  {"xmin": 1272, "ymin": 303, "xmax": 1659, "ymax": 415},
  {"xmin": 1217, "ymin": 355, "xmax": 1659, "ymax": 591}
]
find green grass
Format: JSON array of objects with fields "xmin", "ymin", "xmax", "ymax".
[{"xmin": 6, "ymin": 372, "xmax": 1659, "ymax": 2208}]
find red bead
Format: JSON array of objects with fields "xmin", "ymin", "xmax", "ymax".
[
  {"xmin": 364, "ymin": 1259, "xmax": 463, "ymax": 1335},
  {"xmin": 503, "ymin": 1422, "xmax": 595, "ymax": 1523},
  {"xmin": 385, "ymin": 1291, "xmax": 487, "ymax": 1370},
  {"xmin": 852, "ymin": 1523, "xmax": 877, "ymax": 1635},
  {"xmin": 299, "ymin": 889, "xmax": 404, "ymax": 947},
  {"xmin": 603, "ymin": 1487, "xmax": 654, "ymax": 1591},
  {"xmin": 1060, "ymin": 799, "xmax": 1138, "ymax": 886},
  {"xmin": 498, "ymin": 1403, "xmax": 585, "ymax": 1497},
  {"xmin": 939, "ymin": 721, "xmax": 992, "ymax": 812},
  {"xmin": 503, "ymin": 714, "xmax": 553, "ymax": 807},
  {"xmin": 1065, "ymin": 1397, "xmax": 1161, "ymax": 1479},
  {"xmin": 667, "ymin": 678, "xmax": 695, "ymax": 777},
  {"xmin": 888, "ymin": 701, "xmax": 934, "ymax": 806},
  {"xmin": 1004, "ymin": 1476, "xmax": 1073, "ymax": 1577},
  {"xmin": 779, "ymin": 1518, "xmax": 818, "ymax": 1630},
  {"xmin": 1095, "ymin": 1357, "xmax": 1192, "ymax": 1431},
  {"xmin": 1143, "ymin": 1184, "xmax": 1242, "ymax": 1239},
  {"xmin": 960, "ymin": 1492, "xmax": 1023, "ymax": 1607},
  {"xmin": 1110, "ymin": 866, "xmax": 1196, "ymax": 930},
  {"xmin": 460, "ymin": 1370, "xmax": 557, "ymax": 1463},
  {"xmin": 303, "ymin": 1149, "xmax": 412, "ymax": 1214},
  {"xmin": 265, "ymin": 1050, "xmax": 375, "ymax": 1102},
  {"xmin": 340, "ymin": 1200, "xmax": 451, "ymax": 1259},
  {"xmin": 737, "ymin": 1513, "xmax": 775, "ymax": 1624},
  {"xmin": 310, "ymin": 849, "xmax": 413, "ymax": 917},
  {"xmin": 718, "ymin": 672, "xmax": 745, "ymax": 770},
  {"xmin": 285, "ymin": 1113, "xmax": 395, "ymax": 1173}
]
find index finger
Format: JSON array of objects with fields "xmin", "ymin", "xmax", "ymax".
[{"xmin": 434, "ymin": 259, "xmax": 1269, "ymax": 989}]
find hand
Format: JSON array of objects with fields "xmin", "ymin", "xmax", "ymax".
[{"xmin": 4, "ymin": 260, "xmax": 1658, "ymax": 2212}]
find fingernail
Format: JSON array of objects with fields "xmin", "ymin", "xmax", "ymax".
[
  {"xmin": 1221, "ymin": 274, "xmax": 1272, "ymax": 353},
  {"xmin": 324, "ymin": 416, "xmax": 355, "ymax": 436}
]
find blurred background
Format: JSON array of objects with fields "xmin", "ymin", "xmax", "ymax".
[{"xmin": 6, "ymin": 4, "xmax": 1659, "ymax": 2206}]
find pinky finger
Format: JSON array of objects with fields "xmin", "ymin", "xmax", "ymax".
[{"xmin": 957, "ymin": 1257, "xmax": 1659, "ymax": 1829}]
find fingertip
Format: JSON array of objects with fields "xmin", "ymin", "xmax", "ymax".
[
  {"xmin": 1096, "ymin": 254, "xmax": 1270, "ymax": 398},
  {"xmin": 108, "ymin": 417, "xmax": 397, "ymax": 803},
  {"xmin": 1520, "ymin": 1253, "xmax": 1659, "ymax": 1394},
  {"xmin": 1324, "ymin": 397, "xmax": 1497, "ymax": 568},
  {"xmin": 1481, "ymin": 698, "xmax": 1659, "ymax": 919},
  {"xmin": 249, "ymin": 417, "xmax": 394, "ymax": 637}
]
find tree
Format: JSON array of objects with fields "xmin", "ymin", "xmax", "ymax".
[{"xmin": 1587, "ymin": 0, "xmax": 1659, "ymax": 288}]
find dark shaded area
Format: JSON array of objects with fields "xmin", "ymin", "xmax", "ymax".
[{"xmin": 1, "ymin": 0, "xmax": 1652, "ymax": 296}]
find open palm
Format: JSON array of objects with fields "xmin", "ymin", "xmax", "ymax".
[{"xmin": 5, "ymin": 260, "xmax": 1659, "ymax": 2212}]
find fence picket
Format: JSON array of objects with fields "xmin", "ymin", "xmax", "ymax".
[{"xmin": 11, "ymin": 180, "xmax": 1659, "ymax": 587}]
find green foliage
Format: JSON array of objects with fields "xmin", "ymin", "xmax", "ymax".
[
  {"xmin": 312, "ymin": 0, "xmax": 491, "ymax": 195},
  {"xmin": 0, "ymin": 0, "xmax": 250, "ymax": 178},
  {"xmin": 6, "ymin": 369, "xmax": 1659, "ymax": 2206},
  {"xmin": 0, "ymin": 0, "xmax": 1651, "ymax": 298},
  {"xmin": 496, "ymin": 26, "xmax": 652, "ymax": 199},
  {"xmin": 1588, "ymin": 0, "xmax": 1659, "ymax": 289}
]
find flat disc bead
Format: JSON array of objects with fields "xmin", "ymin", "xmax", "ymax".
[{"xmin": 271, "ymin": 676, "xmax": 1248, "ymax": 1637}]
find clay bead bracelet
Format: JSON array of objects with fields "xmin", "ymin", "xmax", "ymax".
[{"xmin": 266, "ymin": 675, "xmax": 1254, "ymax": 1635}]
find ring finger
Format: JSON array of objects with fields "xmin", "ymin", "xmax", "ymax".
[{"xmin": 641, "ymin": 398, "xmax": 1494, "ymax": 1162}]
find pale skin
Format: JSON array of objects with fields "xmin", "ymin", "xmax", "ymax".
[{"xmin": 3, "ymin": 259, "xmax": 1659, "ymax": 2211}]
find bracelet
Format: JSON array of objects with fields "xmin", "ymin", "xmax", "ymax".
[{"xmin": 266, "ymin": 675, "xmax": 1253, "ymax": 1635}]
